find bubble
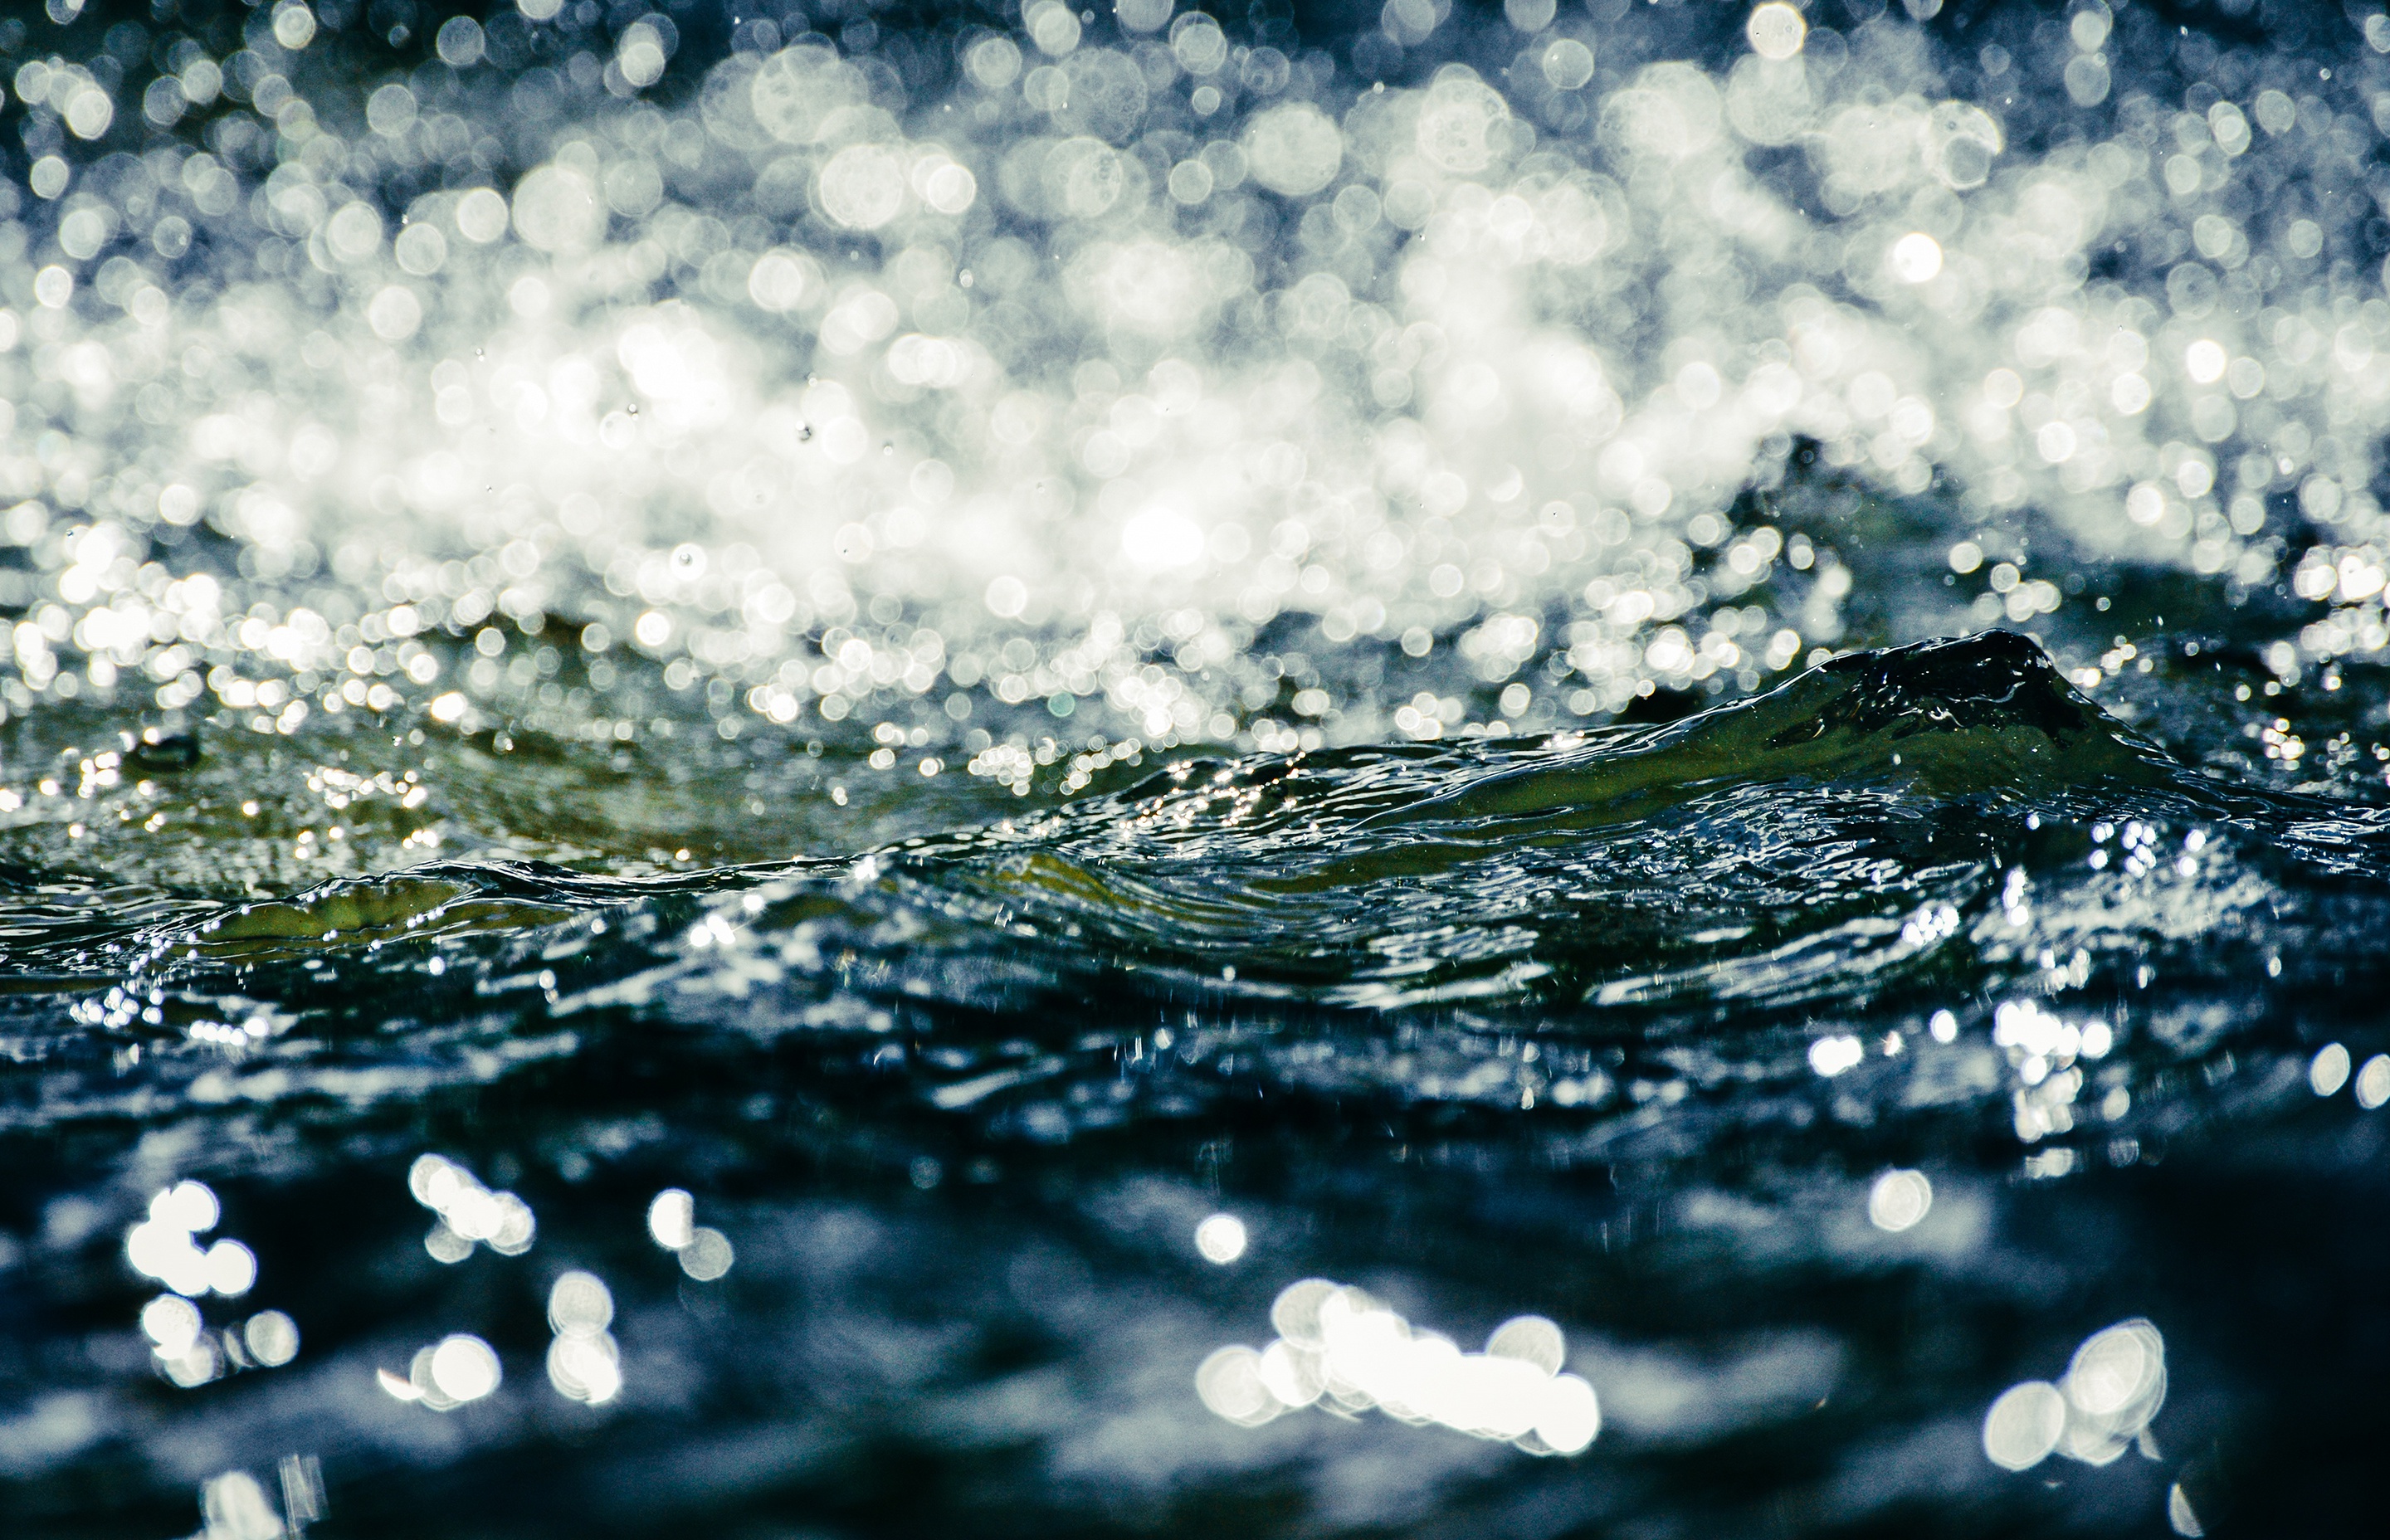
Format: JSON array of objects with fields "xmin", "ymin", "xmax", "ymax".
[
  {"xmin": 749, "ymin": 251, "xmax": 813, "ymax": 311},
  {"xmin": 2310, "ymin": 1042, "xmax": 2350, "ymax": 1096},
  {"xmin": 647, "ymin": 1189, "xmax": 695, "ymax": 1249},
  {"xmin": 204, "ymin": 1239, "xmax": 257, "ymax": 1296},
  {"xmin": 2192, "ymin": 214, "xmax": 2240, "ymax": 263},
  {"xmin": 1416, "ymin": 73, "xmax": 1510, "ymax": 173},
  {"xmin": 1255, "ymin": 1338, "xmax": 1324, "ymax": 1407},
  {"xmin": 1043, "ymin": 139, "xmax": 1125, "ymax": 219},
  {"xmin": 752, "ymin": 45, "xmax": 869, "ymax": 144},
  {"xmin": 394, "ymin": 222, "xmax": 448, "ymax": 276},
  {"xmin": 127, "ymin": 1220, "xmax": 199, "ymax": 1284},
  {"xmin": 1116, "ymin": 0, "xmax": 1174, "ymax": 32},
  {"xmin": 1485, "ymin": 1315, "xmax": 1566, "ymax": 1375},
  {"xmin": 63, "ymin": 82, "xmax": 113, "ymax": 141},
  {"xmin": 1923, "ymin": 102, "xmax": 2002, "ymax": 189},
  {"xmin": 1505, "ymin": 0, "xmax": 1558, "ymax": 30},
  {"xmin": 2065, "ymin": 1321, "xmax": 2162, "ymax": 1419},
  {"xmin": 140, "ymin": 1294, "xmax": 204, "ymax": 1356},
  {"xmin": 429, "ymin": 1333, "xmax": 501, "ymax": 1402},
  {"xmin": 407, "ymin": 1154, "xmax": 456, "ymax": 1207},
  {"xmin": 58, "ymin": 207, "xmax": 112, "ymax": 262},
  {"xmin": 366, "ymin": 286, "xmax": 423, "ymax": 343},
  {"xmin": 180, "ymin": 57, "xmax": 222, "ymax": 107},
  {"xmin": 1383, "ymin": 0, "xmax": 1444, "ymax": 46},
  {"xmin": 1889, "ymin": 231, "xmax": 1943, "ymax": 283},
  {"xmin": 2184, "ymin": 339, "xmax": 2227, "ymax": 384},
  {"xmin": 1195, "ymin": 1344, "xmax": 1280, "ymax": 1425},
  {"xmin": 1868, "ymin": 1169, "xmax": 1934, "ymax": 1231},
  {"xmin": 325, "ymin": 202, "xmax": 384, "ymax": 263},
  {"xmin": 1982, "ymin": 1380, "xmax": 2066, "ymax": 1470},
  {"xmin": 272, "ymin": 2, "xmax": 317, "ymax": 50},
  {"xmin": 1541, "ymin": 38, "xmax": 1595, "ymax": 92},
  {"xmin": 966, "ymin": 37, "xmax": 1022, "ymax": 92},
  {"xmin": 1244, "ymin": 103, "xmax": 1344, "ymax": 197},
  {"xmin": 448, "ymin": 1185, "xmax": 504, "ymax": 1241},
  {"xmin": 154, "ymin": 1181, "xmax": 220, "ymax": 1233},
  {"xmin": 455, "ymin": 187, "xmax": 510, "ymax": 244},
  {"xmin": 1172, "ymin": 15, "xmax": 1228, "ymax": 75},
  {"xmin": 143, "ymin": 76, "xmax": 188, "ymax": 129},
  {"xmin": 511, "ymin": 165, "xmax": 606, "ymax": 254},
  {"xmin": 548, "ymin": 1270, "xmax": 614, "ymax": 1335},
  {"xmin": 679, "ymin": 1226, "xmax": 734, "ymax": 1280},
  {"xmin": 1720, "ymin": 55, "xmax": 1807, "ymax": 149},
  {"xmin": 366, "ymin": 83, "xmax": 417, "ymax": 138},
  {"xmin": 2357, "ymin": 1055, "xmax": 2390, "ymax": 1109},
  {"xmin": 921, "ymin": 161, "xmax": 978, "ymax": 215},
  {"xmin": 1808, "ymin": 1034, "xmax": 1864, "ymax": 1076},
  {"xmin": 817, "ymin": 144, "xmax": 909, "ymax": 231},
  {"xmin": 1747, "ymin": 2, "xmax": 1807, "ymax": 60},
  {"xmin": 1271, "ymin": 1279, "xmax": 1339, "ymax": 1343},
  {"xmin": 1534, "ymin": 1373, "xmax": 1601, "ymax": 1454},
  {"xmin": 547, "ymin": 1329, "xmax": 622, "ymax": 1404},
  {"xmin": 985, "ymin": 576, "xmax": 1029, "ymax": 618},
  {"xmin": 436, "ymin": 16, "xmax": 485, "ymax": 67},
  {"xmin": 519, "ymin": 0, "xmax": 563, "ymax": 18},
  {"xmin": 163, "ymin": 1337, "xmax": 222, "ymax": 1388},
  {"xmin": 1215, "ymin": 1281, "xmax": 1599, "ymax": 1454},
  {"xmin": 605, "ymin": 158, "xmax": 665, "ymax": 217},
  {"xmin": 2168, "ymin": 262, "xmax": 2220, "ymax": 319},
  {"xmin": 618, "ymin": 22, "xmax": 670, "ymax": 89},
  {"xmin": 243, "ymin": 1310, "xmax": 300, "ymax": 1367},
  {"xmin": 1193, "ymin": 1212, "xmax": 1247, "ymax": 1263},
  {"xmin": 1606, "ymin": 61, "xmax": 1725, "ymax": 164},
  {"xmin": 1055, "ymin": 49, "xmax": 1149, "ymax": 143},
  {"xmin": 487, "ymin": 1192, "xmax": 536, "ymax": 1255},
  {"xmin": 1028, "ymin": 1, "xmax": 1082, "ymax": 56}
]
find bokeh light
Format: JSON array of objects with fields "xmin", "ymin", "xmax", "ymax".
[
  {"xmin": 1202, "ymin": 1279, "xmax": 1599, "ymax": 1455},
  {"xmin": 1193, "ymin": 1212, "xmax": 1247, "ymax": 1264},
  {"xmin": 1983, "ymin": 1318, "xmax": 2166, "ymax": 1472},
  {"xmin": 1866, "ymin": 1169, "xmax": 1933, "ymax": 1233}
]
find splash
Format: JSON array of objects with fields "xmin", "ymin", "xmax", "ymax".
[{"xmin": 2, "ymin": 0, "xmax": 2389, "ymax": 769}]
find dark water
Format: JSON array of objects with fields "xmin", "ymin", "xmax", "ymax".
[
  {"xmin": 8, "ymin": 1, "xmax": 2390, "ymax": 1536},
  {"xmin": 9, "ymin": 622, "xmax": 2390, "ymax": 1537}
]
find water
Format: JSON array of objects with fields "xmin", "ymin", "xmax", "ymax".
[{"xmin": 6, "ymin": 0, "xmax": 2390, "ymax": 1533}]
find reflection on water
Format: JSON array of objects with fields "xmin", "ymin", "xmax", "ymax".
[
  {"xmin": 408, "ymin": 1151, "xmax": 536, "ymax": 1261},
  {"xmin": 6, "ymin": 620, "xmax": 2379, "ymax": 1530},
  {"xmin": 1865, "ymin": 1165, "xmax": 1930, "ymax": 1231},
  {"xmin": 5, "ymin": 0, "xmax": 2390, "ymax": 1535},
  {"xmin": 1984, "ymin": 1317, "xmax": 2167, "ymax": 1473},
  {"xmin": 8, "ymin": 0, "xmax": 2390, "ymax": 766},
  {"xmin": 1199, "ymin": 1279, "xmax": 1602, "ymax": 1456},
  {"xmin": 544, "ymin": 1268, "xmax": 621, "ymax": 1406},
  {"xmin": 198, "ymin": 1467, "xmax": 293, "ymax": 1540},
  {"xmin": 647, "ymin": 1183, "xmax": 734, "ymax": 1279}
]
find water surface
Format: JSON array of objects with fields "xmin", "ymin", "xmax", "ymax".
[{"xmin": 7, "ymin": 1, "xmax": 2390, "ymax": 1535}]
